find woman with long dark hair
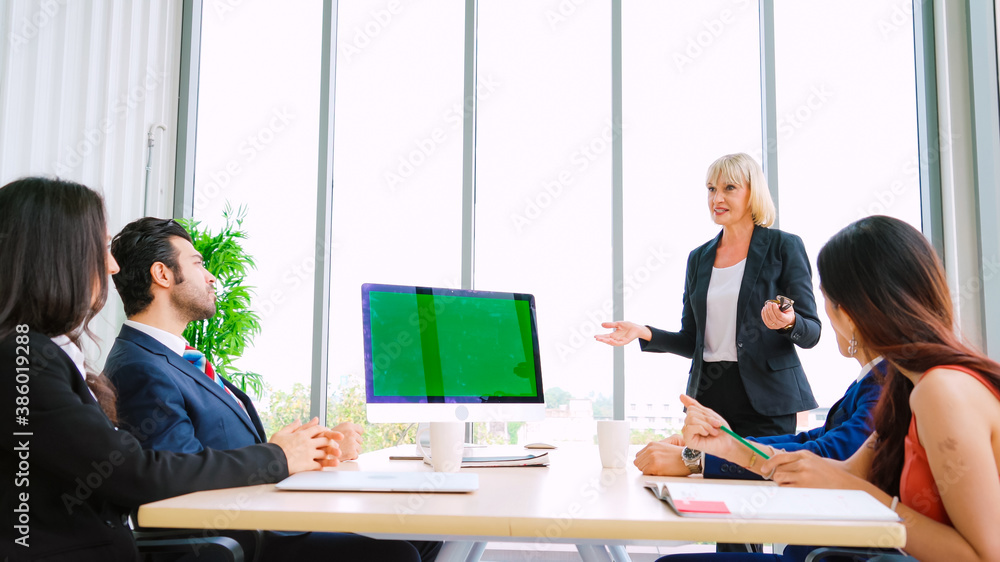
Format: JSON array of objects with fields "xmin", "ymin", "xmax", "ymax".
[
  {"xmin": 676, "ymin": 215, "xmax": 1000, "ymax": 561},
  {"xmin": 0, "ymin": 177, "xmax": 337, "ymax": 561}
]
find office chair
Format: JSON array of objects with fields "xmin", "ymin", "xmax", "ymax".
[
  {"xmin": 134, "ymin": 528, "xmax": 244, "ymax": 562},
  {"xmin": 804, "ymin": 547, "xmax": 914, "ymax": 561},
  {"xmin": 131, "ymin": 514, "xmax": 264, "ymax": 562}
]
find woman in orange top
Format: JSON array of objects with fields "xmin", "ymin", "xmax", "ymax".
[{"xmin": 681, "ymin": 215, "xmax": 1000, "ymax": 561}]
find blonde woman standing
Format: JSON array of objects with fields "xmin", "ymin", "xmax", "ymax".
[{"xmin": 597, "ymin": 153, "xmax": 821, "ymax": 444}]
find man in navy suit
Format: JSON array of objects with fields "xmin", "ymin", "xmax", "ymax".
[{"xmin": 105, "ymin": 217, "xmax": 439, "ymax": 562}]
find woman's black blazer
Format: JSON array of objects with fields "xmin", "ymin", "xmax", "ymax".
[
  {"xmin": 1, "ymin": 331, "xmax": 289, "ymax": 561},
  {"xmin": 640, "ymin": 225, "xmax": 821, "ymax": 416}
]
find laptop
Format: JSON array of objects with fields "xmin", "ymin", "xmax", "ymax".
[{"xmin": 275, "ymin": 470, "xmax": 479, "ymax": 493}]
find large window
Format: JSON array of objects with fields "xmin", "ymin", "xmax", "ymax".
[
  {"xmin": 192, "ymin": 0, "xmax": 324, "ymax": 431},
  {"xmin": 327, "ymin": 1, "xmax": 465, "ymax": 445},
  {"xmin": 622, "ymin": 0, "xmax": 763, "ymax": 434},
  {"xmin": 475, "ymin": 0, "xmax": 612, "ymax": 443},
  {"xmin": 190, "ymin": 1, "xmax": 926, "ymax": 442},
  {"xmin": 773, "ymin": 0, "xmax": 921, "ymax": 407}
]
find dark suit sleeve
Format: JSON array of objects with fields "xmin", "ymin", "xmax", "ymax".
[
  {"xmin": 704, "ymin": 375, "xmax": 881, "ymax": 480},
  {"xmin": 752, "ymin": 376, "xmax": 879, "ymax": 460},
  {"xmin": 1, "ymin": 334, "xmax": 289, "ymax": 510},
  {"xmin": 776, "ymin": 232, "xmax": 821, "ymax": 349},
  {"xmin": 113, "ymin": 358, "xmax": 208, "ymax": 454},
  {"xmin": 639, "ymin": 249, "xmax": 698, "ymax": 358},
  {"xmin": 703, "ymin": 454, "xmax": 765, "ymax": 481}
]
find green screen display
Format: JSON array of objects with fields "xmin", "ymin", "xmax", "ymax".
[{"xmin": 368, "ymin": 291, "xmax": 538, "ymax": 399}]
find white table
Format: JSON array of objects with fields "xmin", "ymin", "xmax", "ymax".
[{"xmin": 139, "ymin": 443, "xmax": 905, "ymax": 561}]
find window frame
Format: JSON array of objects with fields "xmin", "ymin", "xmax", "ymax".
[{"xmin": 174, "ymin": 0, "xmax": 1000, "ymax": 426}]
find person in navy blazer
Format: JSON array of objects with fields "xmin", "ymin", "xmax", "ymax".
[
  {"xmin": 705, "ymin": 358, "xmax": 882, "ymax": 479},
  {"xmin": 632, "ymin": 357, "xmax": 883, "ymax": 480},
  {"xmin": 104, "ymin": 217, "xmax": 438, "ymax": 562},
  {"xmin": 597, "ymin": 153, "xmax": 821, "ymax": 437},
  {"xmin": 0, "ymin": 178, "xmax": 335, "ymax": 562},
  {"xmin": 104, "ymin": 218, "xmax": 364, "ymax": 458},
  {"xmin": 106, "ymin": 323, "xmax": 269, "ymax": 453}
]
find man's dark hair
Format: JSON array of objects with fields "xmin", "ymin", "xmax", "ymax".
[{"xmin": 111, "ymin": 217, "xmax": 193, "ymax": 316}]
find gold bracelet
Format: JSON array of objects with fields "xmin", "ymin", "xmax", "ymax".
[{"xmin": 747, "ymin": 450, "xmax": 758, "ymax": 469}]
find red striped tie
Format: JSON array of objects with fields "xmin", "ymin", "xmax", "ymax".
[{"xmin": 183, "ymin": 346, "xmax": 248, "ymax": 414}]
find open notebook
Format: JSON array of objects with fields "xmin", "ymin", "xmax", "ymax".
[{"xmin": 646, "ymin": 481, "xmax": 900, "ymax": 521}]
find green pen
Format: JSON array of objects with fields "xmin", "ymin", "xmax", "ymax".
[{"xmin": 719, "ymin": 426, "xmax": 771, "ymax": 460}]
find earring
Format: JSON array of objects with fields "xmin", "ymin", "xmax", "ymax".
[{"xmin": 847, "ymin": 333, "xmax": 858, "ymax": 357}]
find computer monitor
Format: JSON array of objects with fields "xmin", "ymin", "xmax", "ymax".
[{"xmin": 362, "ymin": 283, "xmax": 546, "ymax": 423}]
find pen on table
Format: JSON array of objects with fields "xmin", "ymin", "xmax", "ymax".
[{"xmin": 719, "ymin": 426, "xmax": 771, "ymax": 460}]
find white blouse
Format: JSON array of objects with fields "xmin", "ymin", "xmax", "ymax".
[
  {"xmin": 703, "ymin": 258, "xmax": 746, "ymax": 363},
  {"xmin": 50, "ymin": 335, "xmax": 98, "ymax": 402}
]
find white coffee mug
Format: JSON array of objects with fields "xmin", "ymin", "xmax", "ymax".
[
  {"xmin": 415, "ymin": 421, "xmax": 465, "ymax": 472},
  {"xmin": 597, "ymin": 420, "xmax": 630, "ymax": 468}
]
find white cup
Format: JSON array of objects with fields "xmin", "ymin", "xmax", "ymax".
[
  {"xmin": 597, "ymin": 420, "xmax": 630, "ymax": 468},
  {"xmin": 415, "ymin": 422, "xmax": 465, "ymax": 472}
]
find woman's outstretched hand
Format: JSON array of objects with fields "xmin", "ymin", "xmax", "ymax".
[{"xmin": 595, "ymin": 321, "xmax": 652, "ymax": 346}]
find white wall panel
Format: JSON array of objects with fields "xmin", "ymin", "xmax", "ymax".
[{"xmin": 0, "ymin": 0, "xmax": 183, "ymax": 368}]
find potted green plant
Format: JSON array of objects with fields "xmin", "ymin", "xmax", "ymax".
[{"xmin": 179, "ymin": 204, "xmax": 264, "ymax": 397}]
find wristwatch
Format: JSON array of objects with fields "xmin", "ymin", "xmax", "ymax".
[{"xmin": 681, "ymin": 446, "xmax": 703, "ymax": 474}]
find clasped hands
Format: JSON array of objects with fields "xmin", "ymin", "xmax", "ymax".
[{"xmin": 269, "ymin": 417, "xmax": 366, "ymax": 475}]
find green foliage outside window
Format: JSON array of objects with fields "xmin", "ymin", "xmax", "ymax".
[
  {"xmin": 630, "ymin": 428, "xmax": 669, "ymax": 445},
  {"xmin": 544, "ymin": 387, "xmax": 572, "ymax": 409},
  {"xmin": 259, "ymin": 378, "xmax": 418, "ymax": 451},
  {"xmin": 259, "ymin": 378, "xmax": 531, "ymax": 448},
  {"xmin": 179, "ymin": 205, "xmax": 263, "ymax": 397}
]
